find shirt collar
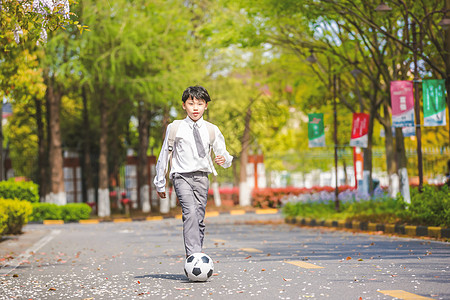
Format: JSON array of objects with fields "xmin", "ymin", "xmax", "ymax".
[{"xmin": 184, "ymin": 116, "xmax": 204, "ymax": 128}]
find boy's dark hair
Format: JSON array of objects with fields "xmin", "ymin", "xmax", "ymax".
[{"xmin": 182, "ymin": 86, "xmax": 211, "ymax": 103}]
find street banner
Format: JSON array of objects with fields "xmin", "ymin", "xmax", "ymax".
[
  {"xmin": 308, "ymin": 113, "xmax": 325, "ymax": 148},
  {"xmin": 390, "ymin": 81, "xmax": 415, "ymax": 127},
  {"xmin": 423, "ymin": 79, "xmax": 446, "ymax": 126},
  {"xmin": 350, "ymin": 113, "xmax": 369, "ymax": 148}
]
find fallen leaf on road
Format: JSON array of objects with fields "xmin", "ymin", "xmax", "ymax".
[
  {"xmin": 175, "ymin": 287, "xmax": 191, "ymax": 290},
  {"xmin": 48, "ymin": 287, "xmax": 56, "ymax": 291},
  {"xmin": 245, "ymin": 256, "xmax": 252, "ymax": 259},
  {"xmin": 283, "ymin": 278, "xmax": 292, "ymax": 281},
  {"xmin": 346, "ymin": 257, "xmax": 352, "ymax": 260}
]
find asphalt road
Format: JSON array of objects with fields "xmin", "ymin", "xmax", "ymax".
[{"xmin": 0, "ymin": 213, "xmax": 449, "ymax": 300}]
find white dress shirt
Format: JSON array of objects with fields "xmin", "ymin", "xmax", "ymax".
[{"xmin": 153, "ymin": 116, "xmax": 233, "ymax": 193}]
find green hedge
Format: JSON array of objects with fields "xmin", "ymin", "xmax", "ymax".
[
  {"xmin": 31, "ymin": 203, "xmax": 92, "ymax": 222},
  {"xmin": 31, "ymin": 203, "xmax": 62, "ymax": 221},
  {"xmin": 0, "ymin": 198, "xmax": 33, "ymax": 235},
  {"xmin": 282, "ymin": 185, "xmax": 450, "ymax": 227},
  {"xmin": 0, "ymin": 204, "xmax": 8, "ymax": 235},
  {"xmin": 0, "ymin": 180, "xmax": 39, "ymax": 203},
  {"xmin": 60, "ymin": 203, "xmax": 91, "ymax": 221},
  {"xmin": 400, "ymin": 185, "xmax": 450, "ymax": 227}
]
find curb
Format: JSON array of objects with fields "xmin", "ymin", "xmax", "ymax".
[
  {"xmin": 284, "ymin": 216, "xmax": 450, "ymax": 239},
  {"xmin": 27, "ymin": 209, "xmax": 281, "ymax": 226}
]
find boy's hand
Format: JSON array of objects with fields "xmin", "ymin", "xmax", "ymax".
[
  {"xmin": 157, "ymin": 191, "xmax": 166, "ymax": 199},
  {"xmin": 215, "ymin": 155, "xmax": 226, "ymax": 166}
]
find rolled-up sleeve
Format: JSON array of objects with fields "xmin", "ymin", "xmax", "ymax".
[
  {"xmin": 213, "ymin": 126, "xmax": 233, "ymax": 168},
  {"xmin": 153, "ymin": 124, "xmax": 171, "ymax": 193}
]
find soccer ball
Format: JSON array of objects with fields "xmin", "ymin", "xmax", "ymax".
[{"xmin": 184, "ymin": 253, "xmax": 214, "ymax": 282}]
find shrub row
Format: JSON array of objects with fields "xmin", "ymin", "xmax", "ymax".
[
  {"xmin": 31, "ymin": 203, "xmax": 92, "ymax": 222},
  {"xmin": 0, "ymin": 199, "xmax": 33, "ymax": 235},
  {"xmin": 282, "ymin": 185, "xmax": 450, "ymax": 227}
]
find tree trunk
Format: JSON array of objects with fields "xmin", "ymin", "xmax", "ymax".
[
  {"xmin": 445, "ymin": 0, "xmax": 450, "ymax": 145},
  {"xmin": 45, "ymin": 74, "xmax": 66, "ymax": 205},
  {"xmin": 82, "ymin": 86, "xmax": 95, "ymax": 206},
  {"xmin": 138, "ymin": 101, "xmax": 151, "ymax": 213},
  {"xmin": 363, "ymin": 106, "xmax": 375, "ymax": 196},
  {"xmin": 98, "ymin": 95, "xmax": 110, "ymax": 217},
  {"xmin": 159, "ymin": 108, "xmax": 171, "ymax": 213},
  {"xmin": 35, "ymin": 97, "xmax": 48, "ymax": 200},
  {"xmin": 395, "ymin": 128, "xmax": 411, "ymax": 203},
  {"xmin": 212, "ymin": 175, "xmax": 221, "ymax": 207},
  {"xmin": 239, "ymin": 104, "xmax": 252, "ymax": 206},
  {"xmin": 382, "ymin": 104, "xmax": 399, "ymax": 198}
]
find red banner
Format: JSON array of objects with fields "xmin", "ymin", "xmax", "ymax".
[{"xmin": 350, "ymin": 113, "xmax": 369, "ymax": 148}]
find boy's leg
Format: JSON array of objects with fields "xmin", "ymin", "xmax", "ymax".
[
  {"xmin": 192, "ymin": 173, "xmax": 209, "ymax": 249},
  {"xmin": 173, "ymin": 173, "xmax": 208, "ymax": 256}
]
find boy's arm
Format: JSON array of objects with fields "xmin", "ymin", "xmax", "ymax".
[
  {"xmin": 213, "ymin": 126, "xmax": 233, "ymax": 168},
  {"xmin": 153, "ymin": 124, "xmax": 172, "ymax": 193}
]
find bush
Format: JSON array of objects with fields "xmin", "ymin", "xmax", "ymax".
[
  {"xmin": 31, "ymin": 203, "xmax": 62, "ymax": 221},
  {"xmin": 0, "ymin": 198, "xmax": 33, "ymax": 234},
  {"xmin": 60, "ymin": 203, "xmax": 91, "ymax": 222},
  {"xmin": 0, "ymin": 179, "xmax": 39, "ymax": 203},
  {"xmin": 0, "ymin": 204, "xmax": 7, "ymax": 235},
  {"xmin": 31, "ymin": 203, "xmax": 92, "ymax": 222},
  {"xmin": 282, "ymin": 184, "xmax": 450, "ymax": 227},
  {"xmin": 400, "ymin": 185, "xmax": 450, "ymax": 227}
]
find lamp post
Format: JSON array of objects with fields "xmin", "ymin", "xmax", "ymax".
[
  {"xmin": 333, "ymin": 74, "xmax": 339, "ymax": 211},
  {"xmin": 411, "ymin": 21, "xmax": 424, "ymax": 191}
]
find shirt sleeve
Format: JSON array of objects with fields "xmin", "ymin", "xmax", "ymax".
[
  {"xmin": 153, "ymin": 124, "xmax": 172, "ymax": 193},
  {"xmin": 212, "ymin": 126, "xmax": 233, "ymax": 169}
]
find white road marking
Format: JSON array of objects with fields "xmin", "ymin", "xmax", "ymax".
[{"xmin": 0, "ymin": 229, "xmax": 61, "ymax": 276}]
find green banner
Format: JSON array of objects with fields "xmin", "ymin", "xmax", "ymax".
[
  {"xmin": 423, "ymin": 79, "xmax": 446, "ymax": 126},
  {"xmin": 308, "ymin": 113, "xmax": 325, "ymax": 147}
]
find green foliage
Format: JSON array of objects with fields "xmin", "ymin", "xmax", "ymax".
[
  {"xmin": 0, "ymin": 204, "xmax": 8, "ymax": 235},
  {"xmin": 0, "ymin": 179, "xmax": 40, "ymax": 203},
  {"xmin": 0, "ymin": 198, "xmax": 33, "ymax": 235},
  {"xmin": 60, "ymin": 203, "xmax": 91, "ymax": 222},
  {"xmin": 30, "ymin": 203, "xmax": 62, "ymax": 221},
  {"xmin": 31, "ymin": 203, "xmax": 92, "ymax": 222},
  {"xmin": 282, "ymin": 185, "xmax": 450, "ymax": 227},
  {"xmin": 346, "ymin": 197, "xmax": 407, "ymax": 224},
  {"xmin": 400, "ymin": 185, "xmax": 450, "ymax": 227},
  {"xmin": 283, "ymin": 201, "xmax": 343, "ymax": 221}
]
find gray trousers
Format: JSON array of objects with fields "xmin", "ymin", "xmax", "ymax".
[{"xmin": 172, "ymin": 172, "xmax": 209, "ymax": 256}]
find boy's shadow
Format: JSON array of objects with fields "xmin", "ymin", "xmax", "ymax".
[{"xmin": 136, "ymin": 274, "xmax": 189, "ymax": 282}]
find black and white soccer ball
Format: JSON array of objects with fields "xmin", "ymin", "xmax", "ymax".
[{"xmin": 184, "ymin": 253, "xmax": 214, "ymax": 282}]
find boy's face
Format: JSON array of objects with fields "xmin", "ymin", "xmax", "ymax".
[{"xmin": 182, "ymin": 96, "xmax": 208, "ymax": 122}]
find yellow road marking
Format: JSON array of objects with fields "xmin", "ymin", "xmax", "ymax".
[
  {"xmin": 146, "ymin": 216, "xmax": 163, "ymax": 221},
  {"xmin": 378, "ymin": 290, "xmax": 434, "ymax": 300},
  {"xmin": 255, "ymin": 209, "xmax": 278, "ymax": 214},
  {"xmin": 206, "ymin": 211, "xmax": 220, "ymax": 217},
  {"xmin": 240, "ymin": 248, "xmax": 263, "ymax": 253},
  {"xmin": 212, "ymin": 239, "xmax": 227, "ymax": 243},
  {"xmin": 230, "ymin": 210, "xmax": 246, "ymax": 215},
  {"xmin": 286, "ymin": 261, "xmax": 324, "ymax": 269},
  {"xmin": 175, "ymin": 214, "xmax": 183, "ymax": 220},
  {"xmin": 113, "ymin": 218, "xmax": 132, "ymax": 223},
  {"xmin": 43, "ymin": 220, "xmax": 64, "ymax": 225},
  {"xmin": 79, "ymin": 219, "xmax": 99, "ymax": 224}
]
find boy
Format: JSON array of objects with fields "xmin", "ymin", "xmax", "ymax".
[{"xmin": 153, "ymin": 85, "xmax": 233, "ymax": 257}]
